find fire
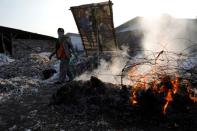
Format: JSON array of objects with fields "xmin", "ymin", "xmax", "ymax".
[
  {"xmin": 130, "ymin": 90, "xmax": 138, "ymax": 104},
  {"xmin": 163, "ymin": 89, "xmax": 173, "ymax": 114},
  {"xmin": 162, "ymin": 74, "xmax": 180, "ymax": 114},
  {"xmin": 125, "ymin": 50, "xmax": 197, "ymax": 115},
  {"xmin": 171, "ymin": 74, "xmax": 179, "ymax": 94},
  {"xmin": 128, "ymin": 67, "xmax": 148, "ymax": 105},
  {"xmin": 127, "ymin": 64, "xmax": 197, "ymax": 114},
  {"xmin": 189, "ymin": 95, "xmax": 197, "ymax": 102},
  {"xmin": 159, "ymin": 74, "xmax": 180, "ymax": 114}
]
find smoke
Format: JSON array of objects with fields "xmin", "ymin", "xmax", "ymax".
[
  {"xmin": 75, "ymin": 47, "xmax": 129, "ymax": 84},
  {"xmin": 75, "ymin": 15, "xmax": 197, "ymax": 84},
  {"xmin": 140, "ymin": 15, "xmax": 197, "ymax": 52},
  {"xmin": 132, "ymin": 15, "xmax": 197, "ymax": 74}
]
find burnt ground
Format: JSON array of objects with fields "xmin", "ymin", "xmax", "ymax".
[
  {"xmin": 0, "ymin": 80, "xmax": 141, "ymax": 131},
  {"xmin": 50, "ymin": 77, "xmax": 197, "ymax": 131},
  {"xmin": 0, "ymin": 76, "xmax": 196, "ymax": 131},
  {"xmin": 0, "ymin": 54, "xmax": 196, "ymax": 131},
  {"xmin": 0, "ymin": 83, "xmax": 62, "ymax": 130},
  {"xmin": 0, "ymin": 82, "xmax": 110, "ymax": 131}
]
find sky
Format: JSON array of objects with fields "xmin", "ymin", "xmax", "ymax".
[{"xmin": 0, "ymin": 0, "xmax": 197, "ymax": 37}]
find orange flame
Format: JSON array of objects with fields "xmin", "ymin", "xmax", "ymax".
[
  {"xmin": 163, "ymin": 89, "xmax": 173, "ymax": 114},
  {"xmin": 130, "ymin": 91, "xmax": 138, "ymax": 104},
  {"xmin": 127, "ymin": 64, "xmax": 196, "ymax": 115},
  {"xmin": 163, "ymin": 75, "xmax": 180, "ymax": 114},
  {"xmin": 189, "ymin": 95, "xmax": 197, "ymax": 102},
  {"xmin": 171, "ymin": 74, "xmax": 179, "ymax": 94}
]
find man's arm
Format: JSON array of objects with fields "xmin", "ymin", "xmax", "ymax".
[{"xmin": 49, "ymin": 51, "xmax": 56, "ymax": 60}]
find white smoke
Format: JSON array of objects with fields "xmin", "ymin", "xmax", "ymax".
[
  {"xmin": 127, "ymin": 15, "xmax": 197, "ymax": 75},
  {"xmin": 75, "ymin": 47, "xmax": 129, "ymax": 84},
  {"xmin": 75, "ymin": 15, "xmax": 197, "ymax": 84},
  {"xmin": 140, "ymin": 15, "xmax": 197, "ymax": 54}
]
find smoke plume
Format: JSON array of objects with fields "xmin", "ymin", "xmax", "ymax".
[{"xmin": 76, "ymin": 15, "xmax": 197, "ymax": 84}]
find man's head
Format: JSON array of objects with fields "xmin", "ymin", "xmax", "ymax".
[{"xmin": 57, "ymin": 28, "xmax": 64, "ymax": 38}]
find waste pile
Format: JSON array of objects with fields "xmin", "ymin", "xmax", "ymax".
[
  {"xmin": 0, "ymin": 53, "xmax": 52, "ymax": 79},
  {"xmin": 0, "ymin": 53, "xmax": 15, "ymax": 66},
  {"xmin": 0, "ymin": 52, "xmax": 101, "ymax": 100},
  {"xmin": 0, "ymin": 76, "xmax": 41, "ymax": 101},
  {"xmin": 51, "ymin": 76, "xmax": 197, "ymax": 130}
]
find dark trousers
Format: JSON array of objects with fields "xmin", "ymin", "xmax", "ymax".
[{"xmin": 59, "ymin": 59, "xmax": 73, "ymax": 82}]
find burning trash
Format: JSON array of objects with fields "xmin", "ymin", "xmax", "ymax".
[
  {"xmin": 120, "ymin": 50, "xmax": 197, "ymax": 115},
  {"xmin": 51, "ymin": 75, "xmax": 196, "ymax": 130}
]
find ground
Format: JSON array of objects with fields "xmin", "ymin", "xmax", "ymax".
[{"xmin": 0, "ymin": 53, "xmax": 196, "ymax": 131}]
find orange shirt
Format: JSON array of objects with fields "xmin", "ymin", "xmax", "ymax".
[{"xmin": 56, "ymin": 43, "xmax": 66, "ymax": 59}]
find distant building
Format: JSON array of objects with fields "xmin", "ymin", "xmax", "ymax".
[
  {"xmin": 0, "ymin": 26, "xmax": 57, "ymax": 58},
  {"xmin": 116, "ymin": 17, "xmax": 143, "ymax": 33},
  {"xmin": 116, "ymin": 15, "xmax": 197, "ymax": 53},
  {"xmin": 115, "ymin": 17, "xmax": 144, "ymax": 55}
]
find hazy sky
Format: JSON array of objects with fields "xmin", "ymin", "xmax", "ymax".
[{"xmin": 0, "ymin": 0, "xmax": 197, "ymax": 37}]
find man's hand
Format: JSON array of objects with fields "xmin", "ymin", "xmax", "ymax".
[
  {"xmin": 49, "ymin": 54, "xmax": 52, "ymax": 60},
  {"xmin": 49, "ymin": 52, "xmax": 55, "ymax": 60}
]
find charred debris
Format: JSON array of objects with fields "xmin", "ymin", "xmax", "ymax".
[{"xmin": 51, "ymin": 75, "xmax": 196, "ymax": 130}]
